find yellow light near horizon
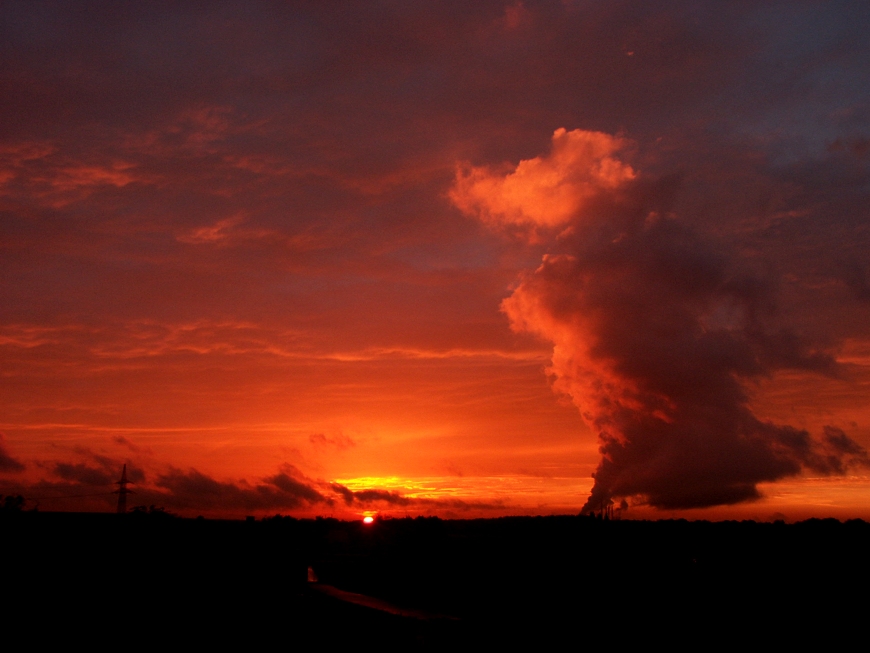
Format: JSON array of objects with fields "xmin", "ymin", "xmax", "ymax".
[{"xmin": 363, "ymin": 516, "xmax": 375, "ymax": 524}]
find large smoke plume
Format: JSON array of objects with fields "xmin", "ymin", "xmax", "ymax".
[{"xmin": 452, "ymin": 129, "xmax": 868, "ymax": 512}]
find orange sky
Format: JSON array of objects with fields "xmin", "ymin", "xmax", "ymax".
[{"xmin": 2, "ymin": 1, "xmax": 870, "ymax": 520}]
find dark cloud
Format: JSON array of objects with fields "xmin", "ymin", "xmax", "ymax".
[
  {"xmin": 331, "ymin": 483, "xmax": 411, "ymax": 507},
  {"xmin": 6, "ymin": 463, "xmax": 329, "ymax": 515},
  {"xmin": 53, "ymin": 462, "xmax": 114, "ymax": 486},
  {"xmin": 841, "ymin": 262, "xmax": 870, "ymax": 303},
  {"xmin": 112, "ymin": 436, "xmax": 150, "ymax": 454},
  {"xmin": 0, "ymin": 435, "xmax": 25, "ymax": 473},
  {"xmin": 330, "ymin": 482, "xmax": 355, "ymax": 505},
  {"xmin": 542, "ymin": 194, "xmax": 863, "ymax": 511},
  {"xmin": 308, "ymin": 432, "xmax": 356, "ymax": 450},
  {"xmin": 820, "ymin": 426, "xmax": 870, "ymax": 472},
  {"xmin": 52, "ymin": 450, "xmax": 146, "ymax": 486},
  {"xmin": 330, "ymin": 482, "xmax": 503, "ymax": 512},
  {"xmin": 154, "ymin": 467, "xmax": 330, "ymax": 512},
  {"xmin": 352, "ymin": 488, "xmax": 413, "ymax": 506},
  {"xmin": 266, "ymin": 471, "xmax": 329, "ymax": 504}
]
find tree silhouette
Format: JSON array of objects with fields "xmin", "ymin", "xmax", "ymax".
[{"xmin": 0, "ymin": 494, "xmax": 25, "ymax": 512}]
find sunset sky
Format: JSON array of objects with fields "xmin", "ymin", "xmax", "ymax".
[{"xmin": 2, "ymin": 1, "xmax": 870, "ymax": 520}]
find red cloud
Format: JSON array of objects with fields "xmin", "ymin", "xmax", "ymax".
[{"xmin": 450, "ymin": 128, "xmax": 635, "ymax": 228}]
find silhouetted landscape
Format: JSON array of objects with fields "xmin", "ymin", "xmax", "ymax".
[{"xmin": 5, "ymin": 508, "xmax": 867, "ymax": 646}]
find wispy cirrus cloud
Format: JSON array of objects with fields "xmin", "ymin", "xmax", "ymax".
[{"xmin": 0, "ymin": 320, "xmax": 546, "ymax": 363}]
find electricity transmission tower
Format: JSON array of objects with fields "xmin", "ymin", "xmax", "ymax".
[{"xmin": 114, "ymin": 464, "xmax": 133, "ymax": 514}]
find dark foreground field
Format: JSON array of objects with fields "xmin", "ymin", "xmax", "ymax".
[{"xmin": 4, "ymin": 511, "xmax": 868, "ymax": 646}]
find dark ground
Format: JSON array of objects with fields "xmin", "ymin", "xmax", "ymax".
[{"xmin": 3, "ymin": 511, "xmax": 868, "ymax": 647}]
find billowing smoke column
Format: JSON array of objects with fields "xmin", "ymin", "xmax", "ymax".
[{"xmin": 452, "ymin": 129, "xmax": 868, "ymax": 512}]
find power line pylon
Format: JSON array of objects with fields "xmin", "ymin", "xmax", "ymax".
[{"xmin": 114, "ymin": 464, "xmax": 133, "ymax": 514}]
